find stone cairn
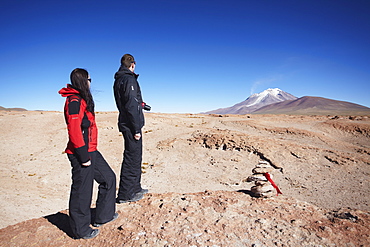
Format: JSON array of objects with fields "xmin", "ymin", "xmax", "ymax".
[{"xmin": 246, "ymin": 161, "xmax": 282, "ymax": 198}]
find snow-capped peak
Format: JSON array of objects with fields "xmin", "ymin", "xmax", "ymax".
[
  {"xmin": 204, "ymin": 88, "xmax": 297, "ymax": 115},
  {"xmin": 251, "ymin": 88, "xmax": 282, "ymax": 98},
  {"xmin": 247, "ymin": 88, "xmax": 282, "ymax": 107}
]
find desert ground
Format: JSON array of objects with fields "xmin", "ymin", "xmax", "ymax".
[{"xmin": 0, "ymin": 111, "xmax": 369, "ymax": 246}]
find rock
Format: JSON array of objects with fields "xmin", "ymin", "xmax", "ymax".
[
  {"xmin": 255, "ymin": 181, "xmax": 269, "ymax": 186},
  {"xmin": 252, "ymin": 167, "xmax": 275, "ymax": 174},
  {"xmin": 254, "ymin": 190, "xmax": 275, "ymax": 198},
  {"xmin": 256, "ymin": 160, "xmax": 270, "ymax": 167},
  {"xmin": 246, "ymin": 174, "xmax": 268, "ymax": 182},
  {"xmin": 251, "ymin": 184, "xmax": 275, "ymax": 193},
  {"xmin": 248, "ymin": 160, "xmax": 281, "ymax": 198}
]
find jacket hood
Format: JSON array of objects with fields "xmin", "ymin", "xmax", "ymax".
[
  {"xmin": 114, "ymin": 66, "xmax": 139, "ymax": 80},
  {"xmin": 59, "ymin": 84, "xmax": 80, "ymax": 97}
]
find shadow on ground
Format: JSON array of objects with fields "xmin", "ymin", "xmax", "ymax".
[{"xmin": 44, "ymin": 208, "xmax": 97, "ymax": 239}]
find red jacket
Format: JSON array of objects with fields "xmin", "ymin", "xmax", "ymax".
[{"xmin": 59, "ymin": 84, "xmax": 97, "ymax": 163}]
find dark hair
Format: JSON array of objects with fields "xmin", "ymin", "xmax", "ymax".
[
  {"xmin": 120, "ymin": 54, "xmax": 135, "ymax": 68},
  {"xmin": 70, "ymin": 68, "xmax": 95, "ymax": 113}
]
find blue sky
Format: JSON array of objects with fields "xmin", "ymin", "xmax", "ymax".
[{"xmin": 1, "ymin": 0, "xmax": 369, "ymax": 113}]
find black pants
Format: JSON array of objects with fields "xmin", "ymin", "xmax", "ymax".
[
  {"xmin": 117, "ymin": 126, "xmax": 143, "ymax": 200},
  {"xmin": 68, "ymin": 151, "xmax": 116, "ymax": 238}
]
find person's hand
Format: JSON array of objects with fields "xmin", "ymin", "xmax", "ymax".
[
  {"xmin": 134, "ymin": 133, "xmax": 141, "ymax": 140},
  {"xmin": 82, "ymin": 160, "xmax": 91, "ymax": 166}
]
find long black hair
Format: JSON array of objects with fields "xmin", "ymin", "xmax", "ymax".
[{"xmin": 70, "ymin": 68, "xmax": 95, "ymax": 113}]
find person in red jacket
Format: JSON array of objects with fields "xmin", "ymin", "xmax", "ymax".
[{"xmin": 59, "ymin": 68, "xmax": 118, "ymax": 239}]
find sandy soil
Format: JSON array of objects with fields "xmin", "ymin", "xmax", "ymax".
[{"xmin": 0, "ymin": 111, "xmax": 369, "ymax": 245}]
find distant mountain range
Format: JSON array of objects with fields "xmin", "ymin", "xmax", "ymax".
[
  {"xmin": 204, "ymin": 88, "xmax": 370, "ymax": 115},
  {"xmin": 0, "ymin": 106, "xmax": 27, "ymax": 111}
]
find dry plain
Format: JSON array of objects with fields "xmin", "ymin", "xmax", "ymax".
[{"xmin": 0, "ymin": 111, "xmax": 369, "ymax": 246}]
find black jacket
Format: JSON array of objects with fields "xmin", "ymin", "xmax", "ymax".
[{"xmin": 113, "ymin": 66, "xmax": 145, "ymax": 134}]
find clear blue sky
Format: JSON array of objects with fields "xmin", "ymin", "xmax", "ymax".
[{"xmin": 1, "ymin": 0, "xmax": 369, "ymax": 113}]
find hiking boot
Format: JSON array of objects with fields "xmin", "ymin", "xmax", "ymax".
[
  {"xmin": 93, "ymin": 212, "xmax": 119, "ymax": 227},
  {"xmin": 116, "ymin": 192, "xmax": 143, "ymax": 204},
  {"xmin": 82, "ymin": 229, "xmax": 100, "ymax": 239},
  {"xmin": 138, "ymin": 189, "xmax": 149, "ymax": 195}
]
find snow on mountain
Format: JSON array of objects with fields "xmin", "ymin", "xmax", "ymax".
[
  {"xmin": 204, "ymin": 88, "xmax": 297, "ymax": 115},
  {"xmin": 245, "ymin": 88, "xmax": 296, "ymax": 107}
]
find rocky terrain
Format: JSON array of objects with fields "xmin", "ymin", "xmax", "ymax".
[{"xmin": 0, "ymin": 111, "xmax": 369, "ymax": 246}]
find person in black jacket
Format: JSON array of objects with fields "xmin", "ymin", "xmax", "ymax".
[{"xmin": 113, "ymin": 54, "xmax": 148, "ymax": 203}]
